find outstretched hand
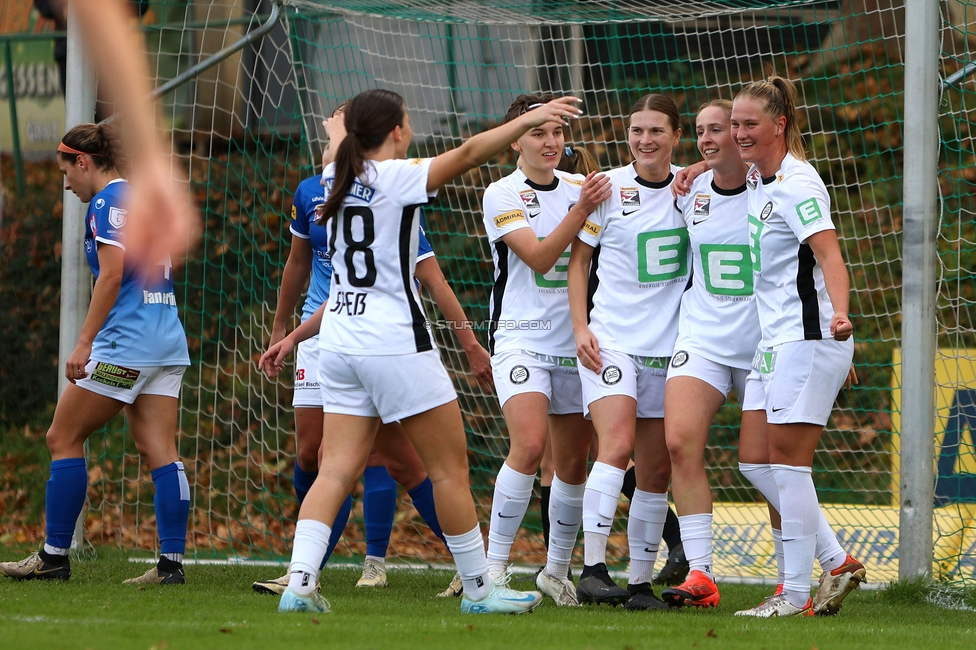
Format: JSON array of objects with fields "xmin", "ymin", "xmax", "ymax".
[{"xmin": 259, "ymin": 337, "xmax": 296, "ymax": 378}]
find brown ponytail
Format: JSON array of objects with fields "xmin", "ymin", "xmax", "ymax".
[
  {"xmin": 57, "ymin": 122, "xmax": 127, "ymax": 174},
  {"xmin": 318, "ymin": 89, "xmax": 406, "ymax": 224}
]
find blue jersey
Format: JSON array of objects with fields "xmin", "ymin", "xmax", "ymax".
[
  {"xmin": 84, "ymin": 180, "xmax": 190, "ymax": 367},
  {"xmin": 289, "ymin": 175, "xmax": 435, "ymax": 322}
]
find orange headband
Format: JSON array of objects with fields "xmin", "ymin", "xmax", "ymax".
[{"xmin": 57, "ymin": 142, "xmax": 102, "ymax": 157}]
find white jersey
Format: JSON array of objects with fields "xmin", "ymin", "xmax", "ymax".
[
  {"xmin": 673, "ymin": 170, "xmax": 760, "ymax": 369},
  {"xmin": 483, "ymin": 168, "xmax": 585, "ymax": 357},
  {"xmin": 577, "ymin": 163, "xmax": 689, "ymax": 357},
  {"xmin": 747, "ymin": 152, "xmax": 837, "ymax": 347},
  {"xmin": 319, "ymin": 158, "xmax": 438, "ymax": 355}
]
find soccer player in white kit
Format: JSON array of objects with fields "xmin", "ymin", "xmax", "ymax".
[
  {"xmin": 567, "ymin": 94, "xmax": 687, "ymax": 610},
  {"xmin": 728, "ymin": 76, "xmax": 865, "ymax": 617},
  {"xmin": 0, "ymin": 124, "xmax": 190, "ymax": 585},
  {"xmin": 260, "ymin": 89, "xmax": 584, "ymax": 615},
  {"xmin": 481, "ymin": 94, "xmax": 611, "ymax": 606}
]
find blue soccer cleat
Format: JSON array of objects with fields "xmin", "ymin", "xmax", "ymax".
[{"xmin": 278, "ymin": 586, "xmax": 331, "ymax": 614}]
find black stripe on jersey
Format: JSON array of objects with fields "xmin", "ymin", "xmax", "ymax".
[
  {"xmin": 711, "ymin": 179, "xmax": 748, "ymax": 196},
  {"xmin": 796, "ymin": 243, "xmax": 822, "ymax": 340},
  {"xmin": 525, "ymin": 177, "xmax": 559, "ymax": 191},
  {"xmin": 586, "ymin": 245, "xmax": 600, "ymax": 324},
  {"xmin": 488, "ymin": 240, "xmax": 509, "ymax": 355},
  {"xmin": 635, "ymin": 172, "xmax": 674, "ymax": 190},
  {"xmin": 399, "ymin": 205, "xmax": 434, "ymax": 353}
]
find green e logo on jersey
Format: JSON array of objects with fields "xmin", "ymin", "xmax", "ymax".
[
  {"xmin": 700, "ymin": 244, "xmax": 753, "ymax": 296},
  {"xmin": 637, "ymin": 227, "xmax": 689, "ymax": 283},
  {"xmin": 536, "ymin": 239, "xmax": 570, "ymax": 288},
  {"xmin": 796, "ymin": 198, "xmax": 824, "ymax": 226},
  {"xmin": 748, "ymin": 215, "xmax": 764, "ymax": 273}
]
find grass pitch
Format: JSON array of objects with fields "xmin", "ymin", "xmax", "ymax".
[{"xmin": 0, "ymin": 549, "xmax": 974, "ymax": 650}]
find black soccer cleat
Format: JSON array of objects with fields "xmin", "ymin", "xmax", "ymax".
[
  {"xmin": 576, "ymin": 563, "xmax": 630, "ymax": 606},
  {"xmin": 653, "ymin": 542, "xmax": 690, "ymax": 586},
  {"xmin": 624, "ymin": 582, "xmax": 670, "ymax": 611}
]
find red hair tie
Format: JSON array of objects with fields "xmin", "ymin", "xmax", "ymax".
[{"xmin": 57, "ymin": 142, "xmax": 102, "ymax": 156}]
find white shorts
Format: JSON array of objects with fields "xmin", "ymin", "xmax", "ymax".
[
  {"xmin": 77, "ymin": 360, "xmax": 185, "ymax": 404},
  {"xmin": 580, "ymin": 348, "xmax": 668, "ymax": 419},
  {"xmin": 293, "ymin": 337, "xmax": 323, "ymax": 408},
  {"xmin": 751, "ymin": 338, "xmax": 854, "ymax": 425},
  {"xmin": 491, "ymin": 349, "xmax": 583, "ymax": 415},
  {"xmin": 318, "ymin": 349, "xmax": 457, "ymax": 424},
  {"xmin": 667, "ymin": 350, "xmax": 764, "ymax": 411}
]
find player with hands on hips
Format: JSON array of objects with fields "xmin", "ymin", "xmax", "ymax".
[
  {"xmin": 260, "ymin": 89, "xmax": 583, "ymax": 615},
  {"xmin": 0, "ymin": 123, "xmax": 191, "ymax": 586}
]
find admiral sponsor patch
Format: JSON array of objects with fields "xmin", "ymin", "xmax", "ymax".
[
  {"xmin": 519, "ymin": 190, "xmax": 540, "ymax": 210},
  {"xmin": 693, "ymin": 193, "xmax": 711, "ymax": 217},
  {"xmin": 581, "ymin": 220, "xmax": 601, "ymax": 237},
  {"xmin": 493, "ymin": 210, "xmax": 526, "ymax": 229},
  {"xmin": 602, "ymin": 365, "xmax": 622, "ymax": 385},
  {"xmin": 409, "ymin": 158, "xmax": 424, "ymax": 165},
  {"xmin": 90, "ymin": 362, "xmax": 140, "ymax": 390},
  {"xmin": 291, "ymin": 205, "xmax": 297, "ymax": 220},
  {"xmin": 620, "ymin": 187, "xmax": 640, "ymax": 207},
  {"xmin": 510, "ymin": 365, "xmax": 530, "ymax": 384},
  {"xmin": 563, "ymin": 176, "xmax": 585, "ymax": 187}
]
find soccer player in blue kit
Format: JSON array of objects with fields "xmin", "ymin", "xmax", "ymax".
[{"xmin": 0, "ymin": 123, "xmax": 191, "ymax": 584}]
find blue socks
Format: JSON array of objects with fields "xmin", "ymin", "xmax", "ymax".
[
  {"xmin": 322, "ymin": 494, "xmax": 352, "ymax": 568},
  {"xmin": 45, "ymin": 458, "xmax": 88, "ymax": 551},
  {"xmin": 363, "ymin": 466, "xmax": 397, "ymax": 558},
  {"xmin": 293, "ymin": 463, "xmax": 318, "ymax": 505},
  {"xmin": 152, "ymin": 462, "xmax": 190, "ymax": 557},
  {"xmin": 408, "ymin": 477, "xmax": 447, "ymax": 546}
]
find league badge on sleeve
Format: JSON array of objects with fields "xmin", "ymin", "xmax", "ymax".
[{"xmin": 108, "ymin": 207, "xmax": 127, "ymax": 229}]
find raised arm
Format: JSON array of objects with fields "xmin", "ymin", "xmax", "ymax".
[{"xmin": 426, "ymin": 97, "xmax": 582, "ymax": 192}]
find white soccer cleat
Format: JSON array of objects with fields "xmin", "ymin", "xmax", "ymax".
[
  {"xmin": 278, "ymin": 586, "xmax": 331, "ymax": 614},
  {"xmin": 436, "ymin": 572, "xmax": 463, "ymax": 597},
  {"xmin": 252, "ymin": 573, "xmax": 290, "ymax": 595},
  {"xmin": 812, "ymin": 554, "xmax": 866, "ymax": 616},
  {"xmin": 487, "ymin": 566, "xmax": 512, "ymax": 586},
  {"xmin": 461, "ymin": 582, "xmax": 543, "ymax": 614},
  {"xmin": 535, "ymin": 567, "xmax": 579, "ymax": 606},
  {"xmin": 356, "ymin": 557, "xmax": 388, "ymax": 588},
  {"xmin": 734, "ymin": 593, "xmax": 813, "ymax": 618}
]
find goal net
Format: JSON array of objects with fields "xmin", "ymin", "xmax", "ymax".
[{"xmin": 76, "ymin": 0, "xmax": 975, "ymax": 584}]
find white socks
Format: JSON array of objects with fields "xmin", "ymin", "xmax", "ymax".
[
  {"xmin": 546, "ymin": 474, "xmax": 584, "ymax": 577},
  {"xmin": 627, "ymin": 490, "xmax": 668, "ymax": 585},
  {"xmin": 486, "ymin": 463, "xmax": 535, "ymax": 572},
  {"xmin": 772, "ymin": 527, "xmax": 785, "ymax": 585},
  {"xmin": 288, "ymin": 519, "xmax": 332, "ymax": 595},
  {"xmin": 444, "ymin": 525, "xmax": 491, "ymax": 600},
  {"xmin": 678, "ymin": 513, "xmax": 713, "ymax": 580},
  {"xmin": 582, "ymin": 462, "xmax": 625, "ymax": 566},
  {"xmin": 772, "ymin": 464, "xmax": 820, "ymax": 608}
]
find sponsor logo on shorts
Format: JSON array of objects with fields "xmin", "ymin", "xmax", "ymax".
[
  {"xmin": 620, "ymin": 187, "xmax": 640, "ymax": 207},
  {"xmin": 510, "ymin": 365, "xmax": 530, "ymax": 384},
  {"xmin": 581, "ymin": 220, "xmax": 601, "ymax": 237},
  {"xmin": 493, "ymin": 210, "xmax": 526, "ymax": 229},
  {"xmin": 602, "ymin": 365, "xmax": 622, "ymax": 385},
  {"xmin": 671, "ymin": 351, "xmax": 689, "ymax": 368},
  {"xmin": 759, "ymin": 201, "xmax": 774, "ymax": 221},
  {"xmin": 90, "ymin": 362, "xmax": 140, "ymax": 390}
]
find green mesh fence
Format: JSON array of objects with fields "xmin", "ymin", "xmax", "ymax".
[{"xmin": 74, "ymin": 0, "xmax": 976, "ymax": 583}]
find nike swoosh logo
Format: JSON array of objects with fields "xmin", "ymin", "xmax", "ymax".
[
  {"xmin": 692, "ymin": 218, "xmax": 708, "ymax": 225},
  {"xmin": 33, "ymin": 566, "xmax": 65, "ymax": 575},
  {"xmin": 528, "ymin": 211, "xmax": 541, "ymax": 218},
  {"xmin": 622, "ymin": 209, "xmax": 638, "ymax": 216},
  {"xmin": 644, "ymin": 547, "xmax": 658, "ymax": 553},
  {"xmin": 596, "ymin": 522, "xmax": 611, "ymax": 528},
  {"xmin": 771, "ymin": 406, "xmax": 788, "ymax": 412},
  {"xmin": 498, "ymin": 514, "xmax": 518, "ymax": 518},
  {"xmin": 556, "ymin": 520, "xmax": 581, "ymax": 527},
  {"xmin": 500, "ymin": 593, "xmax": 540, "ymax": 603}
]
